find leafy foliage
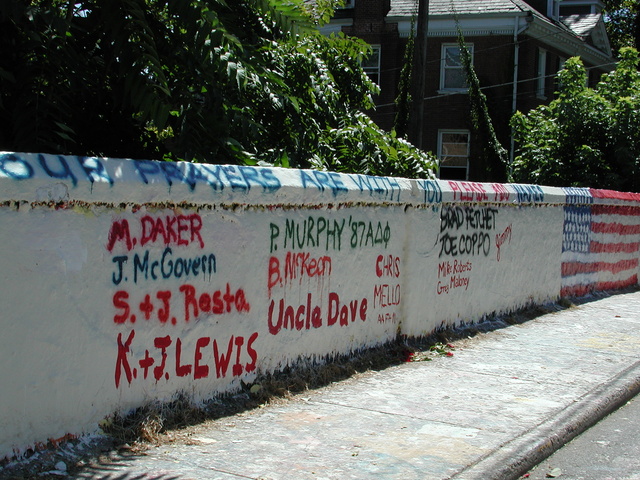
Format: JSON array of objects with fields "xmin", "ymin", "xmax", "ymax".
[
  {"xmin": 456, "ymin": 25, "xmax": 508, "ymax": 181},
  {"xmin": 510, "ymin": 48, "xmax": 640, "ymax": 191},
  {"xmin": 393, "ymin": 15, "xmax": 415, "ymax": 139},
  {"xmin": 0, "ymin": 0, "xmax": 434, "ymax": 179},
  {"xmin": 271, "ymin": 33, "xmax": 434, "ymax": 176},
  {"xmin": 602, "ymin": 0, "xmax": 639, "ymax": 52}
]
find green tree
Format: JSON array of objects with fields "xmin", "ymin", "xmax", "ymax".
[
  {"xmin": 237, "ymin": 29, "xmax": 434, "ymax": 176},
  {"xmin": 602, "ymin": 0, "xmax": 639, "ymax": 52},
  {"xmin": 456, "ymin": 24, "xmax": 508, "ymax": 182},
  {"xmin": 510, "ymin": 48, "xmax": 640, "ymax": 191},
  {"xmin": 0, "ymin": 0, "xmax": 434, "ymax": 178},
  {"xmin": 0, "ymin": 0, "xmax": 293, "ymax": 162},
  {"xmin": 393, "ymin": 15, "xmax": 415, "ymax": 139}
]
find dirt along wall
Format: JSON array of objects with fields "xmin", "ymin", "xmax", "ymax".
[{"xmin": 1, "ymin": 152, "xmax": 639, "ymax": 459}]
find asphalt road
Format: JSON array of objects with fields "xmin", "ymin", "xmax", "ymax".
[{"xmin": 524, "ymin": 395, "xmax": 640, "ymax": 480}]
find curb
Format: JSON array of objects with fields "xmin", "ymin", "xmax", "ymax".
[{"xmin": 450, "ymin": 358, "xmax": 640, "ymax": 480}]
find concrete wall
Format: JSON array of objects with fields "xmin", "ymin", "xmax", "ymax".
[{"xmin": 1, "ymin": 152, "xmax": 639, "ymax": 459}]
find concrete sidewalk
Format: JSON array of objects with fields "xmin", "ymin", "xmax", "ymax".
[{"xmin": 78, "ymin": 290, "xmax": 640, "ymax": 480}]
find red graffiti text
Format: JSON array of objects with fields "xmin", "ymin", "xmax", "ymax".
[
  {"xmin": 112, "ymin": 283, "xmax": 250, "ymax": 325},
  {"xmin": 436, "ymin": 259, "xmax": 472, "ymax": 295},
  {"xmin": 373, "ymin": 284, "xmax": 401, "ymax": 308},
  {"xmin": 107, "ymin": 214, "xmax": 205, "ymax": 252},
  {"xmin": 376, "ymin": 255, "xmax": 400, "ymax": 278},
  {"xmin": 495, "ymin": 224, "xmax": 513, "ymax": 261},
  {"xmin": 491, "ymin": 183, "xmax": 511, "ymax": 202},
  {"xmin": 268, "ymin": 252, "xmax": 332, "ymax": 293},
  {"xmin": 448, "ymin": 181, "xmax": 489, "ymax": 202},
  {"xmin": 268, "ymin": 292, "xmax": 368, "ymax": 335},
  {"xmin": 115, "ymin": 330, "xmax": 259, "ymax": 388}
]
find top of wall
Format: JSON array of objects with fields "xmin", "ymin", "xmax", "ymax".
[{"xmin": 2, "ymin": 152, "xmax": 638, "ymax": 208}]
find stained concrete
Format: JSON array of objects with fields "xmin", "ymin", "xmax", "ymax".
[{"xmin": 75, "ymin": 290, "xmax": 640, "ymax": 480}]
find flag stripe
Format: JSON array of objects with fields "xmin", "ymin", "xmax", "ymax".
[
  {"xmin": 591, "ymin": 222, "xmax": 640, "ymax": 235},
  {"xmin": 591, "ymin": 204, "xmax": 640, "ymax": 216},
  {"xmin": 560, "ymin": 275, "xmax": 638, "ymax": 297},
  {"xmin": 561, "ymin": 258, "xmax": 639, "ymax": 277},
  {"xmin": 561, "ymin": 193, "xmax": 640, "ymax": 296},
  {"xmin": 590, "ymin": 189, "xmax": 640, "ymax": 201},
  {"xmin": 590, "ymin": 240, "xmax": 640, "ymax": 254}
]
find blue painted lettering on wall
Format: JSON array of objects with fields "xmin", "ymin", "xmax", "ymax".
[
  {"xmin": 112, "ymin": 248, "xmax": 217, "ymax": 285},
  {"xmin": 0, "ymin": 153, "xmax": 114, "ymax": 185},
  {"xmin": 38, "ymin": 155, "xmax": 78, "ymax": 186},
  {"xmin": 349, "ymin": 174, "xmax": 402, "ymax": 202},
  {"xmin": 417, "ymin": 180, "xmax": 443, "ymax": 204},
  {"xmin": 300, "ymin": 170, "xmax": 348, "ymax": 196},
  {"xmin": 0, "ymin": 153, "xmax": 281, "ymax": 193},
  {"xmin": 513, "ymin": 184, "xmax": 545, "ymax": 204},
  {"xmin": 79, "ymin": 157, "xmax": 114, "ymax": 185},
  {"xmin": 0, "ymin": 154, "xmax": 34, "ymax": 179},
  {"xmin": 135, "ymin": 160, "xmax": 281, "ymax": 193}
]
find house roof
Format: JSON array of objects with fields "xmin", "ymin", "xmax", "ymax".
[
  {"xmin": 388, "ymin": 0, "xmax": 529, "ymax": 17},
  {"xmin": 386, "ymin": 0, "xmax": 558, "ymax": 38},
  {"xmin": 385, "ymin": 0, "xmax": 613, "ymax": 62},
  {"xmin": 313, "ymin": 0, "xmax": 614, "ymax": 65},
  {"xmin": 561, "ymin": 13, "xmax": 601, "ymax": 36},
  {"xmin": 560, "ymin": 13, "xmax": 612, "ymax": 55}
]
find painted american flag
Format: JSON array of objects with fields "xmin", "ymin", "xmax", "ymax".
[{"xmin": 561, "ymin": 188, "xmax": 640, "ymax": 297}]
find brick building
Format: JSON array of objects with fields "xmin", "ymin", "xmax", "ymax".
[{"xmin": 321, "ymin": 0, "xmax": 615, "ymax": 181}]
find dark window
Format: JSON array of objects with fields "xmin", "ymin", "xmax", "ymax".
[
  {"xmin": 440, "ymin": 44, "xmax": 473, "ymax": 91},
  {"xmin": 438, "ymin": 131, "xmax": 469, "ymax": 180},
  {"xmin": 363, "ymin": 45, "xmax": 381, "ymax": 85}
]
